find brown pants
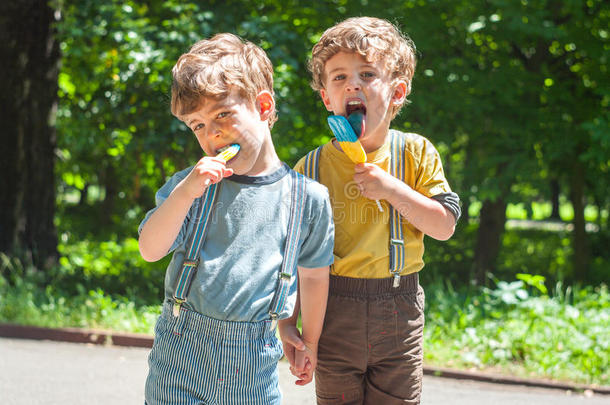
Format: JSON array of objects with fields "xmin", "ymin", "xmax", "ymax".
[{"xmin": 315, "ymin": 273, "xmax": 425, "ymax": 405}]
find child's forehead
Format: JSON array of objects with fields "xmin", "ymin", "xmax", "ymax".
[
  {"xmin": 179, "ymin": 91, "xmax": 250, "ymax": 120},
  {"xmin": 324, "ymin": 51, "xmax": 383, "ymax": 72}
]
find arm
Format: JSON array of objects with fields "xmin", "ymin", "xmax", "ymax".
[
  {"xmin": 278, "ymin": 288, "xmax": 304, "ymax": 366},
  {"xmin": 278, "ymin": 265, "xmax": 329, "ymax": 385},
  {"xmin": 139, "ymin": 156, "xmax": 233, "ymax": 262},
  {"xmin": 354, "ymin": 163, "xmax": 456, "ymax": 241},
  {"xmin": 278, "ymin": 291, "xmax": 311, "ymax": 385},
  {"xmin": 296, "ymin": 265, "xmax": 329, "ymax": 384}
]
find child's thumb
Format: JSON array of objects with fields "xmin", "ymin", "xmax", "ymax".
[{"xmin": 293, "ymin": 337, "xmax": 306, "ymax": 351}]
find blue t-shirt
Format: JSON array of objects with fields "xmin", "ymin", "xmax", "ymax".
[{"xmin": 139, "ymin": 163, "xmax": 335, "ymax": 322}]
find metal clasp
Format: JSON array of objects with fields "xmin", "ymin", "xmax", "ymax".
[
  {"xmin": 392, "ymin": 273, "xmax": 401, "ymax": 288},
  {"xmin": 173, "ymin": 299, "xmax": 185, "ymax": 317},
  {"xmin": 269, "ymin": 312, "xmax": 279, "ymax": 330}
]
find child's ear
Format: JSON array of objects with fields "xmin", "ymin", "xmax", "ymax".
[
  {"xmin": 256, "ymin": 91, "xmax": 275, "ymax": 120},
  {"xmin": 391, "ymin": 80, "xmax": 409, "ymax": 106},
  {"xmin": 319, "ymin": 89, "xmax": 334, "ymax": 112}
]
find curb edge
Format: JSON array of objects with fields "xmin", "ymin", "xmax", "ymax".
[{"xmin": 1, "ymin": 323, "xmax": 608, "ymax": 395}]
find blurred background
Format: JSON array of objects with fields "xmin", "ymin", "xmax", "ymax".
[{"xmin": 1, "ymin": 0, "xmax": 608, "ymax": 387}]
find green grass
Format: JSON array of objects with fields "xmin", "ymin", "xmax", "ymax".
[
  {"xmin": 1, "ymin": 256, "xmax": 607, "ymax": 386},
  {"xmin": 0, "ymin": 252, "xmax": 159, "ymax": 334},
  {"xmin": 2, "ymin": 220, "xmax": 609, "ymax": 388},
  {"xmin": 423, "ymin": 278, "xmax": 609, "ymax": 386}
]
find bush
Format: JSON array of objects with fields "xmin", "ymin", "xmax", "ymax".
[{"xmin": 424, "ymin": 276, "xmax": 609, "ymax": 385}]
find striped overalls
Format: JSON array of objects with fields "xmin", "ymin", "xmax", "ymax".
[{"xmin": 145, "ymin": 171, "xmax": 306, "ymax": 405}]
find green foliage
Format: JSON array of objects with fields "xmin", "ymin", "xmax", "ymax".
[
  {"xmin": 3, "ymin": 256, "xmax": 607, "ymax": 384},
  {"xmin": 0, "ymin": 253, "xmax": 160, "ymax": 333},
  {"xmin": 57, "ymin": 238, "xmax": 168, "ymax": 303},
  {"xmin": 424, "ymin": 278, "xmax": 610, "ymax": 385},
  {"xmin": 52, "ymin": 0, "xmax": 609, "ymax": 283}
]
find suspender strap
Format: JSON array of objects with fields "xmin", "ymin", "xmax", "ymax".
[
  {"xmin": 389, "ymin": 131, "xmax": 406, "ymax": 287},
  {"xmin": 303, "ymin": 146, "xmax": 323, "ymax": 182},
  {"xmin": 268, "ymin": 170, "xmax": 307, "ymax": 329},
  {"xmin": 172, "ymin": 183, "xmax": 220, "ymax": 316}
]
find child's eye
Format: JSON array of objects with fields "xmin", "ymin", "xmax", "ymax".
[
  {"xmin": 217, "ymin": 111, "xmax": 231, "ymax": 119},
  {"xmin": 332, "ymin": 74, "xmax": 346, "ymax": 81},
  {"xmin": 361, "ymin": 72, "xmax": 375, "ymax": 79},
  {"xmin": 193, "ymin": 123, "xmax": 204, "ymax": 131}
]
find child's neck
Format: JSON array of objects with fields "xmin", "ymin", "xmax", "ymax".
[
  {"xmin": 358, "ymin": 126, "xmax": 391, "ymax": 153},
  {"xmin": 246, "ymin": 141, "xmax": 282, "ymax": 176}
]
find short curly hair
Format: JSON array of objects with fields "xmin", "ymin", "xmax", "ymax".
[
  {"xmin": 309, "ymin": 17, "xmax": 417, "ymax": 117},
  {"xmin": 171, "ymin": 33, "xmax": 277, "ymax": 127}
]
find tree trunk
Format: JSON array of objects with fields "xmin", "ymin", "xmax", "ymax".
[
  {"xmin": 0, "ymin": 1, "xmax": 59, "ymax": 268},
  {"xmin": 569, "ymin": 163, "xmax": 588, "ymax": 281},
  {"xmin": 472, "ymin": 198, "xmax": 507, "ymax": 285},
  {"xmin": 550, "ymin": 178, "xmax": 561, "ymax": 220},
  {"xmin": 461, "ymin": 197, "xmax": 470, "ymax": 224}
]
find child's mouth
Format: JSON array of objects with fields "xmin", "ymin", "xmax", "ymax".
[
  {"xmin": 345, "ymin": 100, "xmax": 366, "ymax": 138},
  {"xmin": 215, "ymin": 144, "xmax": 241, "ymax": 162}
]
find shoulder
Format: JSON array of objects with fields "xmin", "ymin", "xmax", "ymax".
[
  {"xmin": 292, "ymin": 170, "xmax": 329, "ymax": 200},
  {"xmin": 294, "ymin": 142, "xmax": 331, "ymax": 175},
  {"xmin": 390, "ymin": 130, "xmax": 440, "ymax": 162},
  {"xmin": 170, "ymin": 166, "xmax": 193, "ymax": 182},
  {"xmin": 156, "ymin": 166, "xmax": 192, "ymax": 195}
]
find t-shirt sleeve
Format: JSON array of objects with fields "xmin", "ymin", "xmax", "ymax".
[
  {"xmin": 414, "ymin": 139, "xmax": 453, "ymax": 197},
  {"xmin": 137, "ymin": 167, "xmax": 193, "ymax": 253},
  {"xmin": 414, "ymin": 139, "xmax": 461, "ymax": 221},
  {"xmin": 297, "ymin": 181, "xmax": 335, "ymax": 269}
]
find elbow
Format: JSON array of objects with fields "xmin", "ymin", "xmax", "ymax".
[
  {"xmin": 139, "ymin": 248, "xmax": 159, "ymax": 262},
  {"xmin": 433, "ymin": 228, "xmax": 455, "ymax": 241},
  {"xmin": 139, "ymin": 239, "xmax": 163, "ymax": 262},
  {"xmin": 431, "ymin": 219, "xmax": 456, "ymax": 241}
]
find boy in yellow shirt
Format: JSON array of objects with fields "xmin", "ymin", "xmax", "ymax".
[{"xmin": 279, "ymin": 17, "xmax": 460, "ymax": 404}]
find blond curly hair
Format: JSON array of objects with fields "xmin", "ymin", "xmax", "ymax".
[
  {"xmin": 309, "ymin": 17, "xmax": 417, "ymax": 117},
  {"xmin": 171, "ymin": 33, "xmax": 277, "ymax": 127}
]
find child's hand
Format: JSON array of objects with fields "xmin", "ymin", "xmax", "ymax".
[
  {"xmin": 353, "ymin": 163, "xmax": 397, "ymax": 201},
  {"xmin": 179, "ymin": 156, "xmax": 234, "ymax": 199},
  {"xmin": 278, "ymin": 323, "xmax": 316, "ymax": 385},
  {"xmin": 291, "ymin": 341, "xmax": 317, "ymax": 386},
  {"xmin": 278, "ymin": 323, "xmax": 305, "ymax": 368}
]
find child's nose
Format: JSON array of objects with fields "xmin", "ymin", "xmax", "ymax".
[
  {"xmin": 345, "ymin": 78, "xmax": 361, "ymax": 92},
  {"xmin": 207, "ymin": 122, "xmax": 222, "ymax": 138}
]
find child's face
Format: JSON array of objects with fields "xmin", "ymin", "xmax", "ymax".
[
  {"xmin": 320, "ymin": 51, "xmax": 406, "ymax": 149},
  {"xmin": 179, "ymin": 90, "xmax": 275, "ymax": 176}
]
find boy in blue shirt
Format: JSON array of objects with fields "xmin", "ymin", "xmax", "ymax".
[{"xmin": 138, "ymin": 33, "xmax": 334, "ymax": 405}]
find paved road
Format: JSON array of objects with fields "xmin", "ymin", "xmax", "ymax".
[{"xmin": 0, "ymin": 338, "xmax": 606, "ymax": 405}]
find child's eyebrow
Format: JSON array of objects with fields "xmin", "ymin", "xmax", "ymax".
[
  {"xmin": 327, "ymin": 64, "xmax": 376, "ymax": 76},
  {"xmin": 327, "ymin": 67, "xmax": 345, "ymax": 76},
  {"xmin": 186, "ymin": 101, "xmax": 230, "ymax": 126}
]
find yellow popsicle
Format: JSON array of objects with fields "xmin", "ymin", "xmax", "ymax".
[{"xmin": 216, "ymin": 144, "xmax": 240, "ymax": 162}]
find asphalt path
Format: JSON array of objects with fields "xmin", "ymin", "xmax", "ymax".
[{"xmin": 0, "ymin": 337, "xmax": 606, "ymax": 405}]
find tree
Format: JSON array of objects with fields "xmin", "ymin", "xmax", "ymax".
[{"xmin": 0, "ymin": 0, "xmax": 60, "ymax": 269}]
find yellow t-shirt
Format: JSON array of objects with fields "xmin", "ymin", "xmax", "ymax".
[{"xmin": 294, "ymin": 131, "xmax": 453, "ymax": 279}]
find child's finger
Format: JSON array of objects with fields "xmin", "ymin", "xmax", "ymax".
[
  {"xmin": 294, "ymin": 352, "xmax": 307, "ymax": 372},
  {"xmin": 295, "ymin": 372, "xmax": 313, "ymax": 386},
  {"xmin": 283, "ymin": 346, "xmax": 296, "ymax": 367},
  {"xmin": 283, "ymin": 332, "xmax": 306, "ymax": 352},
  {"xmin": 354, "ymin": 163, "xmax": 367, "ymax": 173}
]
